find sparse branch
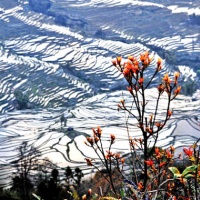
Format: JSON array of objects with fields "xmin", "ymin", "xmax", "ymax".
[
  {"xmin": 144, "ymin": 69, "xmax": 158, "ymax": 90},
  {"xmin": 152, "ymin": 93, "xmax": 161, "ymax": 129}
]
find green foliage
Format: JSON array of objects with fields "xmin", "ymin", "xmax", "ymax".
[
  {"xmin": 168, "ymin": 165, "xmax": 197, "ymax": 180},
  {"xmin": 0, "ymin": 190, "xmax": 20, "ymax": 200},
  {"xmin": 32, "ymin": 193, "xmax": 42, "ymax": 200},
  {"xmin": 120, "ymin": 188, "xmax": 125, "ymax": 198},
  {"xmin": 181, "ymin": 78, "xmax": 197, "ymax": 96},
  {"xmin": 13, "ymin": 89, "xmax": 31, "ymax": 109},
  {"xmin": 164, "ymin": 50, "xmax": 176, "ymax": 65},
  {"xmin": 182, "ymin": 165, "xmax": 198, "ymax": 177},
  {"xmin": 169, "ymin": 167, "xmax": 181, "ymax": 178},
  {"xmin": 169, "ymin": 165, "xmax": 197, "ymax": 181}
]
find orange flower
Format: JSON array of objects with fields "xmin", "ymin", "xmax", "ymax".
[
  {"xmin": 166, "ymin": 150, "xmax": 173, "ymax": 159},
  {"xmin": 97, "ymin": 126, "xmax": 102, "ymax": 135},
  {"xmin": 140, "ymin": 51, "xmax": 151, "ymax": 67},
  {"xmin": 121, "ymin": 157, "xmax": 125, "ymax": 164},
  {"xmin": 94, "ymin": 135, "xmax": 99, "ymax": 143},
  {"xmin": 159, "ymin": 162, "xmax": 166, "ymax": 168},
  {"xmin": 155, "ymin": 147, "xmax": 160, "ymax": 155},
  {"xmin": 124, "ymin": 61, "xmax": 139, "ymax": 75},
  {"xmin": 138, "ymin": 77, "xmax": 144, "ymax": 86},
  {"xmin": 157, "ymin": 57, "xmax": 162, "ymax": 66},
  {"xmin": 174, "ymin": 71, "xmax": 180, "ymax": 79},
  {"xmin": 123, "ymin": 66, "xmax": 130, "ymax": 77},
  {"xmin": 174, "ymin": 72, "xmax": 180, "ymax": 85},
  {"xmin": 155, "ymin": 122, "xmax": 162, "ymax": 128},
  {"xmin": 105, "ymin": 150, "xmax": 115, "ymax": 160},
  {"xmin": 120, "ymin": 99, "xmax": 125, "ymax": 107},
  {"xmin": 123, "ymin": 61, "xmax": 138, "ymax": 81},
  {"xmin": 133, "ymin": 63, "xmax": 139, "ymax": 74},
  {"xmin": 115, "ymin": 153, "xmax": 121, "ymax": 159},
  {"xmin": 157, "ymin": 57, "xmax": 162, "ymax": 71},
  {"xmin": 128, "ymin": 55, "xmax": 135, "ymax": 62},
  {"xmin": 137, "ymin": 182, "xmax": 144, "ymax": 191},
  {"xmin": 140, "ymin": 52, "xmax": 146, "ymax": 62},
  {"xmin": 157, "ymin": 84, "xmax": 165, "ymax": 94},
  {"xmin": 170, "ymin": 146, "xmax": 175, "ymax": 152},
  {"xmin": 127, "ymin": 86, "xmax": 133, "ymax": 94},
  {"xmin": 124, "ymin": 61, "xmax": 132, "ymax": 69},
  {"xmin": 86, "ymin": 137, "xmax": 94, "ymax": 146},
  {"xmin": 174, "ymin": 86, "xmax": 181, "ymax": 96},
  {"xmin": 146, "ymin": 126, "xmax": 153, "ymax": 134},
  {"xmin": 85, "ymin": 158, "xmax": 93, "ymax": 166},
  {"xmin": 92, "ymin": 126, "xmax": 102, "ymax": 138},
  {"xmin": 163, "ymin": 73, "xmax": 171, "ymax": 84},
  {"xmin": 155, "ymin": 147, "xmax": 161, "ymax": 159},
  {"xmin": 133, "ymin": 59, "xmax": 139, "ymax": 66},
  {"xmin": 167, "ymin": 110, "xmax": 172, "ymax": 118},
  {"xmin": 118, "ymin": 103, "xmax": 122, "ymax": 109},
  {"xmin": 116, "ymin": 56, "xmax": 122, "ymax": 65},
  {"xmin": 110, "ymin": 134, "xmax": 116, "ymax": 143},
  {"xmin": 145, "ymin": 159, "xmax": 154, "ymax": 167},
  {"xmin": 112, "ymin": 59, "xmax": 117, "ymax": 66},
  {"xmin": 183, "ymin": 146, "xmax": 193, "ymax": 157}
]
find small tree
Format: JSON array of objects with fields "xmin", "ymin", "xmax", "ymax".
[
  {"xmin": 51, "ymin": 168, "xmax": 59, "ymax": 184},
  {"xmin": 11, "ymin": 142, "xmax": 41, "ymax": 200},
  {"xmin": 74, "ymin": 167, "xmax": 84, "ymax": 187},
  {"xmin": 36, "ymin": 168, "xmax": 70, "ymax": 200},
  {"xmin": 84, "ymin": 52, "xmax": 183, "ymax": 199},
  {"xmin": 113, "ymin": 52, "xmax": 181, "ymax": 187},
  {"xmin": 65, "ymin": 166, "xmax": 73, "ymax": 185}
]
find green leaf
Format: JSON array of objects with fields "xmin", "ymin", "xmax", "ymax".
[
  {"xmin": 32, "ymin": 193, "xmax": 41, "ymax": 200},
  {"xmin": 184, "ymin": 174, "xmax": 195, "ymax": 179},
  {"xmin": 120, "ymin": 189, "xmax": 125, "ymax": 198},
  {"xmin": 182, "ymin": 165, "xmax": 197, "ymax": 177},
  {"xmin": 174, "ymin": 173, "xmax": 182, "ymax": 179},
  {"xmin": 169, "ymin": 167, "xmax": 180, "ymax": 176}
]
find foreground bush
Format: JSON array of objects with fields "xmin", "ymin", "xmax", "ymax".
[{"xmin": 83, "ymin": 52, "xmax": 200, "ymax": 199}]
